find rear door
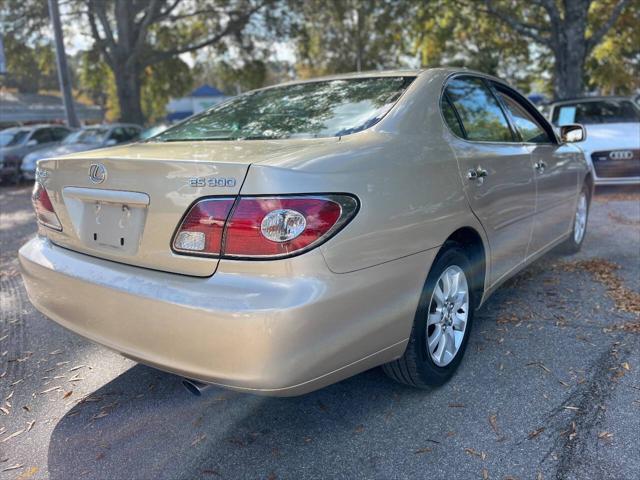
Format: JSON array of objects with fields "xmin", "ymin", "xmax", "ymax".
[
  {"xmin": 443, "ymin": 75, "xmax": 536, "ymax": 284},
  {"xmin": 493, "ymin": 84, "xmax": 577, "ymax": 255}
]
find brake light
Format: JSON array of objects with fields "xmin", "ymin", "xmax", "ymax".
[
  {"xmin": 172, "ymin": 198, "xmax": 235, "ymax": 255},
  {"xmin": 32, "ymin": 182, "xmax": 62, "ymax": 231},
  {"xmin": 172, "ymin": 195, "xmax": 358, "ymax": 259}
]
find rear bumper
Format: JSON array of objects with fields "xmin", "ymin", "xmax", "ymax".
[{"xmin": 20, "ymin": 236, "xmax": 433, "ymax": 395}]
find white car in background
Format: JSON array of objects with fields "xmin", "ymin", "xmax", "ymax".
[
  {"xmin": 21, "ymin": 124, "xmax": 142, "ymax": 180},
  {"xmin": 548, "ymin": 97, "xmax": 640, "ymax": 185}
]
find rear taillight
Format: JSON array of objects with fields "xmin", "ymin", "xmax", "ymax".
[
  {"xmin": 172, "ymin": 195, "xmax": 358, "ymax": 259},
  {"xmin": 172, "ymin": 198, "xmax": 235, "ymax": 255},
  {"xmin": 32, "ymin": 182, "xmax": 62, "ymax": 231}
]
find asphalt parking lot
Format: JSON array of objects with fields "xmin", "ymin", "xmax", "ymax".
[{"xmin": 1, "ymin": 183, "xmax": 639, "ymax": 480}]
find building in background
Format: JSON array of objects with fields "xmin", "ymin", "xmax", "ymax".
[
  {"xmin": 166, "ymin": 85, "xmax": 227, "ymax": 122},
  {"xmin": 0, "ymin": 91, "xmax": 103, "ymax": 129}
]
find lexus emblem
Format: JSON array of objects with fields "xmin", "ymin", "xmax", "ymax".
[
  {"xmin": 89, "ymin": 163, "xmax": 107, "ymax": 184},
  {"xmin": 609, "ymin": 150, "xmax": 633, "ymax": 160}
]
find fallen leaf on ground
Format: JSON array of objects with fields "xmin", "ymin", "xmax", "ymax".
[
  {"xmin": 598, "ymin": 431, "xmax": 614, "ymax": 440},
  {"xmin": 2, "ymin": 464, "xmax": 24, "ymax": 472},
  {"xmin": 414, "ymin": 447, "xmax": 432, "ymax": 454},
  {"xmin": 191, "ymin": 433, "xmax": 207, "ymax": 446},
  {"xmin": 40, "ymin": 386, "xmax": 62, "ymax": 394},
  {"xmin": 62, "ymin": 391, "xmax": 73, "ymax": 399},
  {"xmin": 464, "ymin": 448, "xmax": 486, "ymax": 460},
  {"xmin": 1, "ymin": 429, "xmax": 24, "ymax": 443},
  {"xmin": 528, "ymin": 427, "xmax": 545, "ymax": 439}
]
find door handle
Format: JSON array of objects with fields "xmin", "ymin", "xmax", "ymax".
[
  {"xmin": 467, "ymin": 167, "xmax": 488, "ymax": 183},
  {"xmin": 535, "ymin": 161, "xmax": 547, "ymax": 173}
]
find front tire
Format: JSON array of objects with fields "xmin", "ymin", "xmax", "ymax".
[
  {"xmin": 559, "ymin": 184, "xmax": 589, "ymax": 254},
  {"xmin": 383, "ymin": 242, "xmax": 475, "ymax": 388}
]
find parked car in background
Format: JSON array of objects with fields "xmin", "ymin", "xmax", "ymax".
[
  {"xmin": 548, "ymin": 97, "xmax": 640, "ymax": 185},
  {"xmin": 1, "ymin": 124, "xmax": 72, "ymax": 182},
  {"xmin": 20, "ymin": 69, "xmax": 591, "ymax": 396},
  {"xmin": 21, "ymin": 123, "xmax": 142, "ymax": 181},
  {"xmin": 140, "ymin": 123, "xmax": 170, "ymax": 140}
]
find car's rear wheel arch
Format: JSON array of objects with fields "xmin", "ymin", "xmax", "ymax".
[{"xmin": 442, "ymin": 227, "xmax": 486, "ymax": 309}]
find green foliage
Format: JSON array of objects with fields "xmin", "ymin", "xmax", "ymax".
[
  {"xmin": 0, "ymin": 34, "xmax": 58, "ymax": 93},
  {"xmin": 412, "ymin": 1, "xmax": 533, "ymax": 84},
  {"xmin": 141, "ymin": 57, "xmax": 193, "ymax": 123},
  {"xmin": 77, "ymin": 49, "xmax": 193, "ymax": 124},
  {"xmin": 586, "ymin": 1, "xmax": 640, "ymax": 95},
  {"xmin": 290, "ymin": 0, "xmax": 409, "ymax": 78},
  {"xmin": 193, "ymin": 58, "xmax": 294, "ymax": 94}
]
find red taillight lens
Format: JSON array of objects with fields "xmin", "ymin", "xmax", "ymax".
[
  {"xmin": 32, "ymin": 182, "xmax": 62, "ymax": 231},
  {"xmin": 172, "ymin": 198, "xmax": 235, "ymax": 255},
  {"xmin": 172, "ymin": 195, "xmax": 358, "ymax": 259}
]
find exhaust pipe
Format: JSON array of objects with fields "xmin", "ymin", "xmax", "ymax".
[{"xmin": 182, "ymin": 378, "xmax": 212, "ymax": 396}]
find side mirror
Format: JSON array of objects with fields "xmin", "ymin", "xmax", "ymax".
[
  {"xmin": 26, "ymin": 139, "xmax": 38, "ymax": 147},
  {"xmin": 105, "ymin": 139, "xmax": 117, "ymax": 146},
  {"xmin": 560, "ymin": 124, "xmax": 586, "ymax": 143}
]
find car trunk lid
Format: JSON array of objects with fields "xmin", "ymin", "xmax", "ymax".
[{"xmin": 37, "ymin": 144, "xmax": 255, "ymax": 277}]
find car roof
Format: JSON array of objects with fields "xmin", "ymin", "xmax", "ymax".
[
  {"xmin": 1, "ymin": 124, "xmax": 70, "ymax": 133},
  {"xmin": 548, "ymin": 96, "xmax": 635, "ymax": 108},
  {"xmin": 82, "ymin": 123, "xmax": 142, "ymax": 130},
  {"xmin": 241, "ymin": 67, "xmax": 508, "ymax": 95}
]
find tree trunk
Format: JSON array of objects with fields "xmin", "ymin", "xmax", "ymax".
[
  {"xmin": 113, "ymin": 62, "xmax": 145, "ymax": 125},
  {"xmin": 553, "ymin": 46, "xmax": 586, "ymax": 100},
  {"xmin": 552, "ymin": 0, "xmax": 589, "ymax": 100}
]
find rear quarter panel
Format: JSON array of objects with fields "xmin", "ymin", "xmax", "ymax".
[{"xmin": 240, "ymin": 71, "xmax": 486, "ymax": 274}]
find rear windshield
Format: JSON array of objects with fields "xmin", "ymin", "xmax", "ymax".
[
  {"xmin": 154, "ymin": 77, "xmax": 415, "ymax": 141},
  {"xmin": 552, "ymin": 100, "xmax": 640, "ymax": 125}
]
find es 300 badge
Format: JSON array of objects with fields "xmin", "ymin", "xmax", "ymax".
[{"xmin": 188, "ymin": 177, "xmax": 237, "ymax": 188}]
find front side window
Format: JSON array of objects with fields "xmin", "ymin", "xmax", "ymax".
[
  {"xmin": 552, "ymin": 100, "xmax": 640, "ymax": 125},
  {"xmin": 444, "ymin": 77, "xmax": 513, "ymax": 142},
  {"xmin": 497, "ymin": 91, "xmax": 551, "ymax": 143},
  {"xmin": 154, "ymin": 77, "xmax": 415, "ymax": 142}
]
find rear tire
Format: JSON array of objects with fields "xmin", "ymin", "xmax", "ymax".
[
  {"xmin": 559, "ymin": 184, "xmax": 589, "ymax": 254},
  {"xmin": 383, "ymin": 242, "xmax": 475, "ymax": 388}
]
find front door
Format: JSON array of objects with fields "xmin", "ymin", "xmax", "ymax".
[
  {"xmin": 491, "ymin": 84, "xmax": 578, "ymax": 255},
  {"xmin": 444, "ymin": 76, "xmax": 536, "ymax": 285}
]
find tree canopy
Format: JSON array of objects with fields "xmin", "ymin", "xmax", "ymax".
[{"xmin": 1, "ymin": 0, "xmax": 637, "ymax": 124}]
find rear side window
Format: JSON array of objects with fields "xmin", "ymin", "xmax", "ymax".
[
  {"xmin": 441, "ymin": 95, "xmax": 465, "ymax": 138},
  {"xmin": 444, "ymin": 77, "xmax": 513, "ymax": 142},
  {"xmin": 497, "ymin": 91, "xmax": 552, "ymax": 143}
]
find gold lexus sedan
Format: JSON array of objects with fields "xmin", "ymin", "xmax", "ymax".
[{"xmin": 20, "ymin": 68, "xmax": 591, "ymax": 396}]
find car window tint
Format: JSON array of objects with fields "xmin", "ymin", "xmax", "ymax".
[
  {"xmin": 441, "ymin": 94, "xmax": 465, "ymax": 138},
  {"xmin": 497, "ymin": 92, "xmax": 551, "ymax": 143},
  {"xmin": 445, "ymin": 77, "xmax": 513, "ymax": 142},
  {"xmin": 32, "ymin": 129, "xmax": 54, "ymax": 144}
]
